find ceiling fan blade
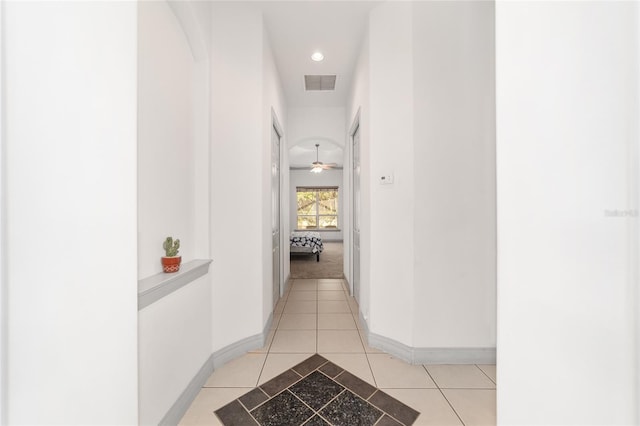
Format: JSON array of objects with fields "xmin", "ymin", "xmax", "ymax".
[{"xmin": 310, "ymin": 145, "xmax": 341, "ymax": 170}]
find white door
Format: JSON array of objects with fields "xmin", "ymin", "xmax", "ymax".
[
  {"xmin": 271, "ymin": 124, "xmax": 281, "ymax": 307},
  {"xmin": 352, "ymin": 125, "xmax": 361, "ymax": 303}
]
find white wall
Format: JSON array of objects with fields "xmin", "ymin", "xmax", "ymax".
[
  {"xmin": 210, "ymin": 3, "xmax": 288, "ymax": 351},
  {"xmin": 288, "ymin": 107, "xmax": 346, "ymax": 148},
  {"xmin": 290, "ymin": 170, "xmax": 344, "ymax": 241},
  {"xmin": 166, "ymin": 0, "xmax": 213, "ymax": 262},
  {"xmin": 137, "ymin": 3, "xmax": 213, "ymax": 424},
  {"xmin": 412, "ymin": 1, "xmax": 496, "ymax": 349},
  {"xmin": 262, "ymin": 26, "xmax": 288, "ymax": 319},
  {"xmin": 368, "ymin": 2, "xmax": 415, "ymax": 345},
  {"xmin": 346, "ymin": 29, "xmax": 370, "ymax": 308},
  {"xmin": 637, "ymin": 5, "xmax": 640, "ymax": 411},
  {"xmin": 210, "ymin": 2, "xmax": 264, "ymax": 351},
  {"xmin": 138, "ymin": 1, "xmax": 196, "ymax": 279},
  {"xmin": 190, "ymin": 1, "xmax": 212, "ymax": 54},
  {"xmin": 496, "ymin": 2, "xmax": 639, "ymax": 424},
  {"xmin": 0, "ymin": 2, "xmax": 6, "ymax": 421},
  {"xmin": 3, "ymin": 2, "xmax": 138, "ymax": 424},
  {"xmin": 138, "ymin": 276, "xmax": 211, "ymax": 425},
  {"xmin": 347, "ymin": 2, "xmax": 496, "ymax": 355}
]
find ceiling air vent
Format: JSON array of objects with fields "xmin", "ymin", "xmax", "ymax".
[{"xmin": 304, "ymin": 75, "xmax": 337, "ymax": 91}]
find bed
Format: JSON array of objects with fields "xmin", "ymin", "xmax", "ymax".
[{"xmin": 290, "ymin": 231, "xmax": 324, "ymax": 262}]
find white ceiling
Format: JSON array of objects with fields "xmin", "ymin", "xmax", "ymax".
[{"xmin": 255, "ymin": 1, "xmax": 378, "ymax": 108}]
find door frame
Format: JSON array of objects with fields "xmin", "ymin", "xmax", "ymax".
[
  {"xmin": 348, "ymin": 109, "xmax": 361, "ymax": 299},
  {"xmin": 271, "ymin": 109, "xmax": 285, "ymax": 301},
  {"xmin": 0, "ymin": 1, "xmax": 6, "ymax": 420}
]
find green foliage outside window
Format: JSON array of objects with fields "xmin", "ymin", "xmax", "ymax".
[{"xmin": 297, "ymin": 187, "xmax": 338, "ymax": 229}]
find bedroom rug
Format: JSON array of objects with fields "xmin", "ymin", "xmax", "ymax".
[
  {"xmin": 290, "ymin": 241, "xmax": 344, "ymax": 279},
  {"xmin": 214, "ymin": 354, "xmax": 420, "ymax": 426}
]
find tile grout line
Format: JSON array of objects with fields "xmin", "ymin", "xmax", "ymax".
[
  {"xmin": 295, "ymin": 385, "xmax": 348, "ymax": 423},
  {"xmin": 439, "ymin": 387, "xmax": 497, "ymax": 390},
  {"xmin": 373, "ymin": 386, "xmax": 496, "ymax": 390},
  {"xmin": 202, "ymin": 385, "xmax": 268, "ymax": 389},
  {"xmin": 255, "ymin": 346, "xmax": 270, "ymax": 388},
  {"xmin": 257, "ymin": 278, "xmax": 293, "ymax": 386},
  {"xmin": 235, "ymin": 388, "xmax": 268, "ymax": 423},
  {"xmin": 301, "ymin": 367, "xmax": 404, "ymax": 426},
  {"xmin": 253, "ymin": 353, "xmax": 375, "ymax": 425},
  {"xmin": 422, "ymin": 365, "xmax": 466, "ymax": 426},
  {"xmin": 271, "ymin": 283, "xmax": 291, "ymax": 335},
  {"xmin": 346, "ymin": 288, "xmax": 380, "ymax": 389},
  {"xmin": 474, "ymin": 363, "xmax": 497, "ymax": 386},
  {"xmin": 362, "ymin": 351, "xmax": 379, "ymax": 388},
  {"xmin": 367, "ymin": 392, "xmax": 411, "ymax": 426},
  {"xmin": 297, "ymin": 363, "xmax": 409, "ymax": 426},
  {"xmin": 354, "ymin": 308, "xmax": 379, "ymax": 389}
]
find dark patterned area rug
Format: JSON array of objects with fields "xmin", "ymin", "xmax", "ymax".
[{"xmin": 215, "ymin": 354, "xmax": 419, "ymax": 426}]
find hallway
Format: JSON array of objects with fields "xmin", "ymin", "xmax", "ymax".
[
  {"xmin": 3, "ymin": 2, "xmax": 637, "ymax": 424},
  {"xmin": 180, "ymin": 279, "xmax": 496, "ymax": 425}
]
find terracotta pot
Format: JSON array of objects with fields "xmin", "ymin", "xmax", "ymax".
[{"xmin": 161, "ymin": 256, "xmax": 182, "ymax": 273}]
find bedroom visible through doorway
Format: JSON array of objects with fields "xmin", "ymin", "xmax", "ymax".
[{"xmin": 288, "ymin": 140, "xmax": 345, "ymax": 281}]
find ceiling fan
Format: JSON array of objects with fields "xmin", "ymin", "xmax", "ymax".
[{"xmin": 310, "ymin": 143, "xmax": 337, "ymax": 173}]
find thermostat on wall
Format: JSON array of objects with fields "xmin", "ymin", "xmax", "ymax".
[{"xmin": 379, "ymin": 174, "xmax": 394, "ymax": 185}]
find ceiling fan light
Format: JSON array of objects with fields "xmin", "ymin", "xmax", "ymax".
[{"xmin": 310, "ymin": 143, "xmax": 323, "ymax": 173}]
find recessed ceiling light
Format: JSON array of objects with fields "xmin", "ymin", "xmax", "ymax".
[{"xmin": 311, "ymin": 52, "xmax": 324, "ymax": 62}]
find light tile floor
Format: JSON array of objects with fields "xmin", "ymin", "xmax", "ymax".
[{"xmin": 179, "ymin": 278, "xmax": 496, "ymax": 426}]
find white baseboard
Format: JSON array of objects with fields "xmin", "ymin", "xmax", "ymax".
[
  {"xmin": 412, "ymin": 347, "xmax": 496, "ymax": 364},
  {"xmin": 366, "ymin": 332, "xmax": 414, "ymax": 363},
  {"xmin": 158, "ymin": 354, "xmax": 214, "ymax": 426},
  {"xmin": 359, "ymin": 312, "xmax": 495, "ymax": 365},
  {"xmin": 212, "ymin": 312, "xmax": 272, "ymax": 370},
  {"xmin": 160, "ymin": 313, "xmax": 273, "ymax": 425}
]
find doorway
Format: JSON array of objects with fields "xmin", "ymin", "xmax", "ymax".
[
  {"xmin": 288, "ymin": 141, "xmax": 345, "ymax": 281},
  {"xmin": 351, "ymin": 121, "xmax": 361, "ymax": 304},
  {"xmin": 271, "ymin": 121, "xmax": 282, "ymax": 308}
]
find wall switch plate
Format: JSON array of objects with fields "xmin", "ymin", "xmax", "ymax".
[{"xmin": 379, "ymin": 174, "xmax": 394, "ymax": 185}]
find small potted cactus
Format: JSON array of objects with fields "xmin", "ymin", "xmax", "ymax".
[{"xmin": 161, "ymin": 236, "xmax": 181, "ymax": 273}]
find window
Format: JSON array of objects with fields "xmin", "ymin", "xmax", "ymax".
[{"xmin": 296, "ymin": 187, "xmax": 338, "ymax": 230}]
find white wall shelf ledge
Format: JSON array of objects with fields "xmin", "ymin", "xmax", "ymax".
[{"xmin": 138, "ymin": 259, "xmax": 212, "ymax": 310}]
